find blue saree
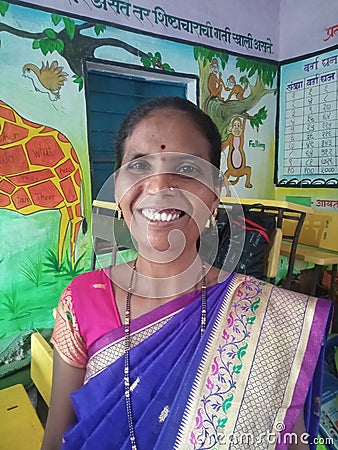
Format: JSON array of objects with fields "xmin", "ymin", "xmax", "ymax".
[{"xmin": 61, "ymin": 272, "xmax": 331, "ymax": 450}]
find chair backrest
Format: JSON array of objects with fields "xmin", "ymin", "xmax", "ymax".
[
  {"xmin": 281, "ymin": 212, "xmax": 333, "ymax": 249},
  {"xmin": 30, "ymin": 332, "xmax": 53, "ymax": 407},
  {"xmin": 264, "ymin": 228, "xmax": 283, "ymax": 279}
]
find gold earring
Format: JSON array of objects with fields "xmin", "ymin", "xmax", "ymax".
[
  {"xmin": 211, "ymin": 208, "xmax": 218, "ymax": 227},
  {"xmin": 117, "ymin": 204, "xmax": 122, "ymax": 220}
]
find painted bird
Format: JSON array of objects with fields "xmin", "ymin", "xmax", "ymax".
[{"xmin": 22, "ymin": 60, "xmax": 68, "ymax": 101}]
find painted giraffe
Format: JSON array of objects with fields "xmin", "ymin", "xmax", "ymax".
[{"xmin": 0, "ymin": 100, "xmax": 86, "ymax": 266}]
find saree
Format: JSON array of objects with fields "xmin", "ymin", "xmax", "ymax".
[{"xmin": 61, "ymin": 270, "xmax": 331, "ymax": 450}]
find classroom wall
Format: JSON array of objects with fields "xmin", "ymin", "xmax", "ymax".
[
  {"xmin": 0, "ymin": 1, "xmax": 277, "ymax": 339},
  {"xmin": 0, "ymin": 0, "xmax": 337, "ymax": 342},
  {"xmin": 279, "ymin": 0, "xmax": 338, "ymax": 60},
  {"xmin": 14, "ymin": 0, "xmax": 279, "ymax": 60},
  {"xmin": 12, "ymin": 0, "xmax": 338, "ymax": 61}
]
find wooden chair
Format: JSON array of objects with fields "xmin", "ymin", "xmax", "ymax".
[
  {"xmin": 91, "ymin": 200, "xmax": 136, "ymax": 270},
  {"xmin": 0, "ymin": 332, "xmax": 53, "ymax": 449},
  {"xmin": 263, "ymin": 228, "xmax": 283, "ymax": 283},
  {"xmin": 280, "ymin": 212, "xmax": 338, "ymax": 297}
]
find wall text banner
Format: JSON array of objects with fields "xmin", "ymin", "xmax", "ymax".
[{"xmin": 16, "ymin": 0, "xmax": 276, "ymax": 59}]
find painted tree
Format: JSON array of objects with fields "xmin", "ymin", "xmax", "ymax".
[
  {"xmin": 194, "ymin": 47, "xmax": 277, "ymax": 140},
  {"xmin": 0, "ymin": 2, "xmax": 174, "ymax": 90}
]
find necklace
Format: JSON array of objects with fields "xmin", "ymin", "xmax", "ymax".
[{"xmin": 124, "ymin": 261, "xmax": 207, "ymax": 450}]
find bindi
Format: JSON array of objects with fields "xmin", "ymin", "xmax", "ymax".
[{"xmin": 160, "ymin": 144, "xmax": 166, "ymax": 149}]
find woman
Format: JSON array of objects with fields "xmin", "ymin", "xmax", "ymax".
[{"xmin": 42, "ymin": 97, "xmax": 331, "ymax": 450}]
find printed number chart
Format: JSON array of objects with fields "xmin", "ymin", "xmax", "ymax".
[{"xmin": 277, "ymin": 48, "xmax": 338, "ymax": 187}]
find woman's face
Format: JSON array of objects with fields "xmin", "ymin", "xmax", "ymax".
[{"xmin": 115, "ymin": 109, "xmax": 219, "ymax": 261}]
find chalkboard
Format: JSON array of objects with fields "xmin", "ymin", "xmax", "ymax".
[{"xmin": 277, "ymin": 47, "xmax": 338, "ymax": 188}]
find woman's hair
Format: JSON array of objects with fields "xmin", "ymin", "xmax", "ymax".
[{"xmin": 114, "ymin": 96, "xmax": 222, "ymax": 172}]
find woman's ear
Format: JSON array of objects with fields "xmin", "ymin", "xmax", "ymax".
[
  {"xmin": 213, "ymin": 171, "xmax": 223, "ymax": 202},
  {"xmin": 113, "ymin": 172, "xmax": 121, "ymax": 205}
]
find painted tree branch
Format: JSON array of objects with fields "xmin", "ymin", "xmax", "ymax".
[
  {"xmin": 1, "ymin": 21, "xmax": 149, "ymax": 76},
  {"xmin": 0, "ymin": 22, "xmax": 45, "ymax": 39}
]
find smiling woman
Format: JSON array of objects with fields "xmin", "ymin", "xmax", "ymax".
[{"xmin": 42, "ymin": 97, "xmax": 331, "ymax": 450}]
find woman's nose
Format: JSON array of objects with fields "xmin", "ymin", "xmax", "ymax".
[{"xmin": 146, "ymin": 172, "xmax": 176, "ymax": 194}]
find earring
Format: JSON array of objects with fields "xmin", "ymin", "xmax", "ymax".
[
  {"xmin": 211, "ymin": 208, "xmax": 218, "ymax": 227},
  {"xmin": 117, "ymin": 204, "xmax": 123, "ymax": 220}
]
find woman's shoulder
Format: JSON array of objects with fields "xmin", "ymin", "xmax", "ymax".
[{"xmin": 69, "ymin": 267, "xmax": 110, "ymax": 287}]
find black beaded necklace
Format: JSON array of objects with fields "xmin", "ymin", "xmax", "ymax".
[{"xmin": 123, "ymin": 261, "xmax": 207, "ymax": 450}]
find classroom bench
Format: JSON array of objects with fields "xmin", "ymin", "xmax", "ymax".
[{"xmin": 0, "ymin": 332, "xmax": 53, "ymax": 450}]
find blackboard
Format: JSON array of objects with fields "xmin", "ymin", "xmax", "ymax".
[{"xmin": 277, "ymin": 47, "xmax": 338, "ymax": 187}]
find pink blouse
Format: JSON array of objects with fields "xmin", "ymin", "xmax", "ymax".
[{"xmin": 51, "ymin": 269, "xmax": 122, "ymax": 368}]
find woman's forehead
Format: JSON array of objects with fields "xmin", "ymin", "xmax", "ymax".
[{"xmin": 124, "ymin": 110, "xmax": 210, "ymax": 157}]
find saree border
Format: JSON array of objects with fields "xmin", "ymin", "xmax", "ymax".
[
  {"xmin": 174, "ymin": 277, "xmax": 323, "ymax": 450},
  {"xmin": 85, "ymin": 310, "xmax": 178, "ymax": 383}
]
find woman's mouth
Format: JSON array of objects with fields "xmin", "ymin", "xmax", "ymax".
[{"xmin": 140, "ymin": 208, "xmax": 185, "ymax": 222}]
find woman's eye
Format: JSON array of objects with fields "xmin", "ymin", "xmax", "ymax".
[
  {"xmin": 177, "ymin": 165, "xmax": 199, "ymax": 175},
  {"xmin": 127, "ymin": 160, "xmax": 150, "ymax": 172}
]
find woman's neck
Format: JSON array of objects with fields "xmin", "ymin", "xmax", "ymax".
[
  {"xmin": 135, "ymin": 252, "xmax": 200, "ymax": 278},
  {"xmin": 128, "ymin": 252, "xmax": 205, "ymax": 300}
]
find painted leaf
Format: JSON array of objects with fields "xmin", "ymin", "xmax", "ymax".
[
  {"xmin": 218, "ymin": 417, "xmax": 228, "ymax": 428},
  {"xmin": 206, "ymin": 377, "xmax": 214, "ymax": 391},
  {"xmin": 250, "ymin": 298, "xmax": 260, "ymax": 313},
  {"xmin": 44, "ymin": 28, "xmax": 56, "ymax": 39},
  {"xmin": 237, "ymin": 342, "xmax": 248, "ymax": 360},
  {"xmin": 233, "ymin": 364, "xmax": 242, "ymax": 374},
  {"xmin": 32, "ymin": 40, "xmax": 40, "ymax": 49},
  {"xmin": 140, "ymin": 56, "xmax": 151, "ymax": 68},
  {"xmin": 193, "ymin": 46, "xmax": 200, "ymax": 61},
  {"xmin": 94, "ymin": 24, "xmax": 106, "ymax": 36},
  {"xmin": 211, "ymin": 356, "xmax": 219, "ymax": 376},
  {"xmin": 222, "ymin": 393, "xmax": 234, "ymax": 413},
  {"xmin": 48, "ymin": 40, "xmax": 57, "ymax": 53},
  {"xmin": 246, "ymin": 316, "xmax": 256, "ymax": 325},
  {"xmin": 40, "ymin": 38, "xmax": 51, "ymax": 55},
  {"xmin": 52, "ymin": 14, "xmax": 62, "ymax": 26},
  {"xmin": 189, "ymin": 431, "xmax": 197, "ymax": 445},
  {"xmin": 222, "ymin": 329, "xmax": 229, "ymax": 341},
  {"xmin": 63, "ymin": 17, "xmax": 76, "ymax": 40},
  {"xmin": 72, "ymin": 75, "xmax": 83, "ymax": 91},
  {"xmin": 56, "ymin": 39, "xmax": 64, "ymax": 55},
  {"xmin": 195, "ymin": 408, "xmax": 203, "ymax": 429},
  {"xmin": 0, "ymin": 1, "xmax": 9, "ymax": 16}
]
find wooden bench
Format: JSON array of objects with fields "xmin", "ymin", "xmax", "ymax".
[
  {"xmin": 0, "ymin": 332, "xmax": 53, "ymax": 449},
  {"xmin": 280, "ymin": 212, "xmax": 338, "ymax": 298}
]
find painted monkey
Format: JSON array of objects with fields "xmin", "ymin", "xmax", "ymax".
[
  {"xmin": 204, "ymin": 58, "xmax": 226, "ymax": 112},
  {"xmin": 222, "ymin": 116, "xmax": 253, "ymax": 188},
  {"xmin": 224, "ymin": 75, "xmax": 246, "ymax": 102}
]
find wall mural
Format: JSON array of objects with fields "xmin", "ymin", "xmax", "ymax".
[
  {"xmin": 196, "ymin": 48, "xmax": 277, "ymax": 194},
  {"xmin": 0, "ymin": 100, "xmax": 86, "ymax": 267},
  {"xmin": 0, "ymin": 2, "xmax": 276, "ymax": 348},
  {"xmin": 22, "ymin": 60, "xmax": 68, "ymax": 101}
]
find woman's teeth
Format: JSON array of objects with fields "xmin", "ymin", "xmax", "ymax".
[{"xmin": 141, "ymin": 208, "xmax": 182, "ymax": 222}]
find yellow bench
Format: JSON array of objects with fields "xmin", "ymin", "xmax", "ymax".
[
  {"xmin": 280, "ymin": 212, "xmax": 338, "ymax": 297},
  {"xmin": 0, "ymin": 383, "xmax": 44, "ymax": 450},
  {"xmin": 31, "ymin": 331, "xmax": 53, "ymax": 407},
  {"xmin": 0, "ymin": 332, "xmax": 53, "ymax": 449}
]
